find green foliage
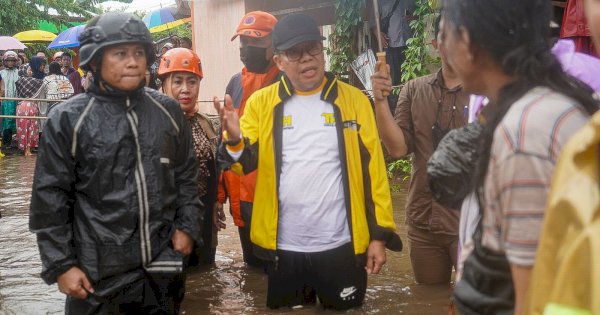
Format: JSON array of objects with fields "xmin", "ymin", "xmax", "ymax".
[
  {"xmin": 387, "ymin": 158, "xmax": 412, "ymax": 181},
  {"xmin": 387, "ymin": 157, "xmax": 412, "ymax": 192},
  {"xmin": 0, "ymin": 0, "xmax": 131, "ymax": 36},
  {"xmin": 327, "ymin": 0, "xmax": 365, "ymax": 78},
  {"xmin": 400, "ymin": 0, "xmax": 439, "ymax": 83},
  {"xmin": 150, "ymin": 23, "xmax": 192, "ymax": 44}
]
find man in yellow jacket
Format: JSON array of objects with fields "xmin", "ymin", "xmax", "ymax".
[{"xmin": 214, "ymin": 13, "xmax": 401, "ymax": 311}]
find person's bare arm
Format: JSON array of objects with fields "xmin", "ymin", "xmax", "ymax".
[
  {"xmin": 371, "ymin": 62, "xmax": 408, "ymax": 158},
  {"xmin": 511, "ymin": 264, "xmax": 532, "ymax": 315}
]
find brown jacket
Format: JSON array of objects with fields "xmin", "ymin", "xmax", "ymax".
[{"xmin": 394, "ymin": 69, "xmax": 468, "ymax": 235}]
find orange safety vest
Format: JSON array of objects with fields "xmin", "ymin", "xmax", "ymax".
[{"xmin": 217, "ymin": 65, "xmax": 279, "ymax": 227}]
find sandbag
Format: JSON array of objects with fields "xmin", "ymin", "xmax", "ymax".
[{"xmin": 427, "ymin": 122, "xmax": 483, "ymax": 209}]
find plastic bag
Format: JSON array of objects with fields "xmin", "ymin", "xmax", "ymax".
[{"xmin": 427, "ymin": 122, "xmax": 483, "ymax": 209}]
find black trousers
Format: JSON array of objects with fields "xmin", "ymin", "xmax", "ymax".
[
  {"xmin": 239, "ymin": 201, "xmax": 265, "ymax": 268},
  {"xmin": 266, "ymin": 242, "xmax": 367, "ymax": 310},
  {"xmin": 386, "ymin": 45, "xmax": 407, "ymax": 87},
  {"xmin": 65, "ymin": 270, "xmax": 186, "ymax": 315}
]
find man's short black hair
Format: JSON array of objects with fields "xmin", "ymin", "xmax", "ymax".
[
  {"xmin": 49, "ymin": 61, "xmax": 62, "ymax": 75},
  {"xmin": 61, "ymin": 52, "xmax": 72, "ymax": 60},
  {"xmin": 36, "ymin": 50, "xmax": 46, "ymax": 55}
]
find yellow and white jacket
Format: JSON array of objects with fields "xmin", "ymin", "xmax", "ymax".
[{"xmin": 221, "ymin": 73, "xmax": 402, "ymax": 261}]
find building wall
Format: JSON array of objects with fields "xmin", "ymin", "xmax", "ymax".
[{"xmin": 192, "ymin": 0, "xmax": 245, "ymax": 114}]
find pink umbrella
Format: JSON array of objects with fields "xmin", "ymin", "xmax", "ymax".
[{"xmin": 0, "ymin": 36, "xmax": 27, "ymax": 50}]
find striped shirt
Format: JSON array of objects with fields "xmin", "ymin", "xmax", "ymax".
[{"xmin": 482, "ymin": 87, "xmax": 588, "ymax": 266}]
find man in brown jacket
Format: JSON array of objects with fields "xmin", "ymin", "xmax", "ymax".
[{"xmin": 371, "ymin": 17, "xmax": 468, "ymax": 284}]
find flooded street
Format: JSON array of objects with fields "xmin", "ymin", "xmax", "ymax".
[{"xmin": 0, "ymin": 155, "xmax": 450, "ymax": 314}]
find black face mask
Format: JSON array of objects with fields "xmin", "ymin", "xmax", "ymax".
[{"xmin": 240, "ymin": 46, "xmax": 271, "ymax": 73}]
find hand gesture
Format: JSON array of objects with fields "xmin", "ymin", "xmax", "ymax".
[
  {"xmin": 57, "ymin": 266, "xmax": 94, "ymax": 300},
  {"xmin": 171, "ymin": 228, "xmax": 193, "ymax": 256},
  {"xmin": 213, "ymin": 202, "xmax": 226, "ymax": 231},
  {"xmin": 371, "ymin": 62, "xmax": 392, "ymax": 102},
  {"xmin": 365, "ymin": 240, "xmax": 387, "ymax": 274},
  {"xmin": 213, "ymin": 94, "xmax": 241, "ymax": 142}
]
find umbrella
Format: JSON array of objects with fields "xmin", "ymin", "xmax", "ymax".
[
  {"xmin": 47, "ymin": 25, "xmax": 85, "ymax": 49},
  {"xmin": 0, "ymin": 36, "xmax": 27, "ymax": 50},
  {"xmin": 143, "ymin": 7, "xmax": 191, "ymax": 33},
  {"xmin": 149, "ymin": 17, "xmax": 191, "ymax": 33},
  {"xmin": 37, "ymin": 20, "xmax": 84, "ymax": 34},
  {"xmin": 14, "ymin": 30, "xmax": 57, "ymax": 43}
]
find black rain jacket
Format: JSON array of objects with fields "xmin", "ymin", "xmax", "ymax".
[{"xmin": 29, "ymin": 80, "xmax": 202, "ymax": 286}]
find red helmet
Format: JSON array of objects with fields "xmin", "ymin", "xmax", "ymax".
[{"xmin": 157, "ymin": 48, "xmax": 203, "ymax": 79}]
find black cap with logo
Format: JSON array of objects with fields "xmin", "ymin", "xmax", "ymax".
[{"xmin": 272, "ymin": 13, "xmax": 326, "ymax": 52}]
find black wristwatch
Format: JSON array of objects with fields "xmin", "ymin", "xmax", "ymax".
[{"xmin": 223, "ymin": 135, "xmax": 242, "ymax": 146}]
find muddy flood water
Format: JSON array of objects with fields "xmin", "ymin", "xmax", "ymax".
[{"xmin": 0, "ymin": 155, "xmax": 451, "ymax": 314}]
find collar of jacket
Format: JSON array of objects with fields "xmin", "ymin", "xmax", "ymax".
[
  {"xmin": 277, "ymin": 72, "xmax": 339, "ymax": 104},
  {"xmin": 87, "ymin": 77, "xmax": 145, "ymax": 105},
  {"xmin": 427, "ymin": 68, "xmax": 463, "ymax": 93}
]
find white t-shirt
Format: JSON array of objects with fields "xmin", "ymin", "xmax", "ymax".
[{"xmin": 276, "ymin": 91, "xmax": 351, "ymax": 252}]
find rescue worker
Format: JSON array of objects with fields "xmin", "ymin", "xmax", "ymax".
[
  {"xmin": 29, "ymin": 12, "xmax": 202, "ymax": 314},
  {"xmin": 158, "ymin": 48, "xmax": 220, "ymax": 266},
  {"xmin": 214, "ymin": 10, "xmax": 279, "ymax": 268},
  {"xmin": 214, "ymin": 13, "xmax": 402, "ymax": 310}
]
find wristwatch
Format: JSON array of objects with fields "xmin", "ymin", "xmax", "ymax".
[{"xmin": 222, "ymin": 131, "xmax": 242, "ymax": 146}]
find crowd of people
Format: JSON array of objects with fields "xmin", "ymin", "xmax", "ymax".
[
  {"xmin": 0, "ymin": 49, "xmax": 82, "ymax": 155},
  {"xmin": 14, "ymin": 0, "xmax": 600, "ymax": 314},
  {"xmin": 0, "ymin": 34, "xmax": 192, "ymax": 156}
]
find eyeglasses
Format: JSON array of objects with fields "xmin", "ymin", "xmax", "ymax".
[{"xmin": 280, "ymin": 41, "xmax": 323, "ymax": 62}]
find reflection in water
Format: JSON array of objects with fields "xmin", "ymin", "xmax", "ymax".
[
  {"xmin": 0, "ymin": 156, "xmax": 64, "ymax": 315},
  {"xmin": 0, "ymin": 155, "xmax": 450, "ymax": 314}
]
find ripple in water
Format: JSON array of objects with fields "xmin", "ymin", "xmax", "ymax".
[{"xmin": 1, "ymin": 155, "xmax": 450, "ymax": 314}]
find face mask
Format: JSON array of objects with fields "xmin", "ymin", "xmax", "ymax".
[{"xmin": 240, "ymin": 46, "xmax": 271, "ymax": 73}]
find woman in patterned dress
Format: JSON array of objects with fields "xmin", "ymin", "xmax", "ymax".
[
  {"xmin": 158, "ymin": 48, "xmax": 220, "ymax": 266},
  {"xmin": 15, "ymin": 56, "xmax": 46, "ymax": 155}
]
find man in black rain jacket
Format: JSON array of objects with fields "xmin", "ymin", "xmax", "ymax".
[{"xmin": 29, "ymin": 12, "xmax": 202, "ymax": 314}]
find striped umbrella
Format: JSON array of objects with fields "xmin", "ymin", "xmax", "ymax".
[{"xmin": 143, "ymin": 7, "xmax": 190, "ymax": 33}]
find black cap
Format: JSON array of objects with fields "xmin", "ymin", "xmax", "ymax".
[{"xmin": 272, "ymin": 13, "xmax": 326, "ymax": 51}]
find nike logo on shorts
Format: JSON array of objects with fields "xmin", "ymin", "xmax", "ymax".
[{"xmin": 339, "ymin": 286, "xmax": 357, "ymax": 299}]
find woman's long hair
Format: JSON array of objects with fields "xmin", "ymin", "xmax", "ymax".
[{"xmin": 442, "ymin": 0, "xmax": 599, "ymax": 195}]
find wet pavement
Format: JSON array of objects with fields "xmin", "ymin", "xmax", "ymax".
[{"xmin": 0, "ymin": 154, "xmax": 451, "ymax": 314}]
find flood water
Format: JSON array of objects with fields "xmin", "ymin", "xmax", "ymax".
[{"xmin": 0, "ymin": 155, "xmax": 450, "ymax": 314}]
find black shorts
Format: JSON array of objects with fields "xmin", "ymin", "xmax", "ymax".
[{"xmin": 266, "ymin": 242, "xmax": 367, "ymax": 310}]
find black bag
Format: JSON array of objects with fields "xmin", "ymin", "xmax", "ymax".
[
  {"xmin": 427, "ymin": 122, "xmax": 483, "ymax": 209},
  {"xmin": 453, "ymin": 226, "xmax": 515, "ymax": 315},
  {"xmin": 431, "ymin": 121, "xmax": 451, "ymax": 150},
  {"xmin": 380, "ymin": 0, "xmax": 401, "ymax": 34}
]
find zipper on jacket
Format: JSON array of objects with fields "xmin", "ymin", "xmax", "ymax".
[{"xmin": 126, "ymin": 97, "xmax": 130, "ymax": 108}]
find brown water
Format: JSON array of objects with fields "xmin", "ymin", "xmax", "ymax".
[{"xmin": 0, "ymin": 155, "xmax": 450, "ymax": 314}]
